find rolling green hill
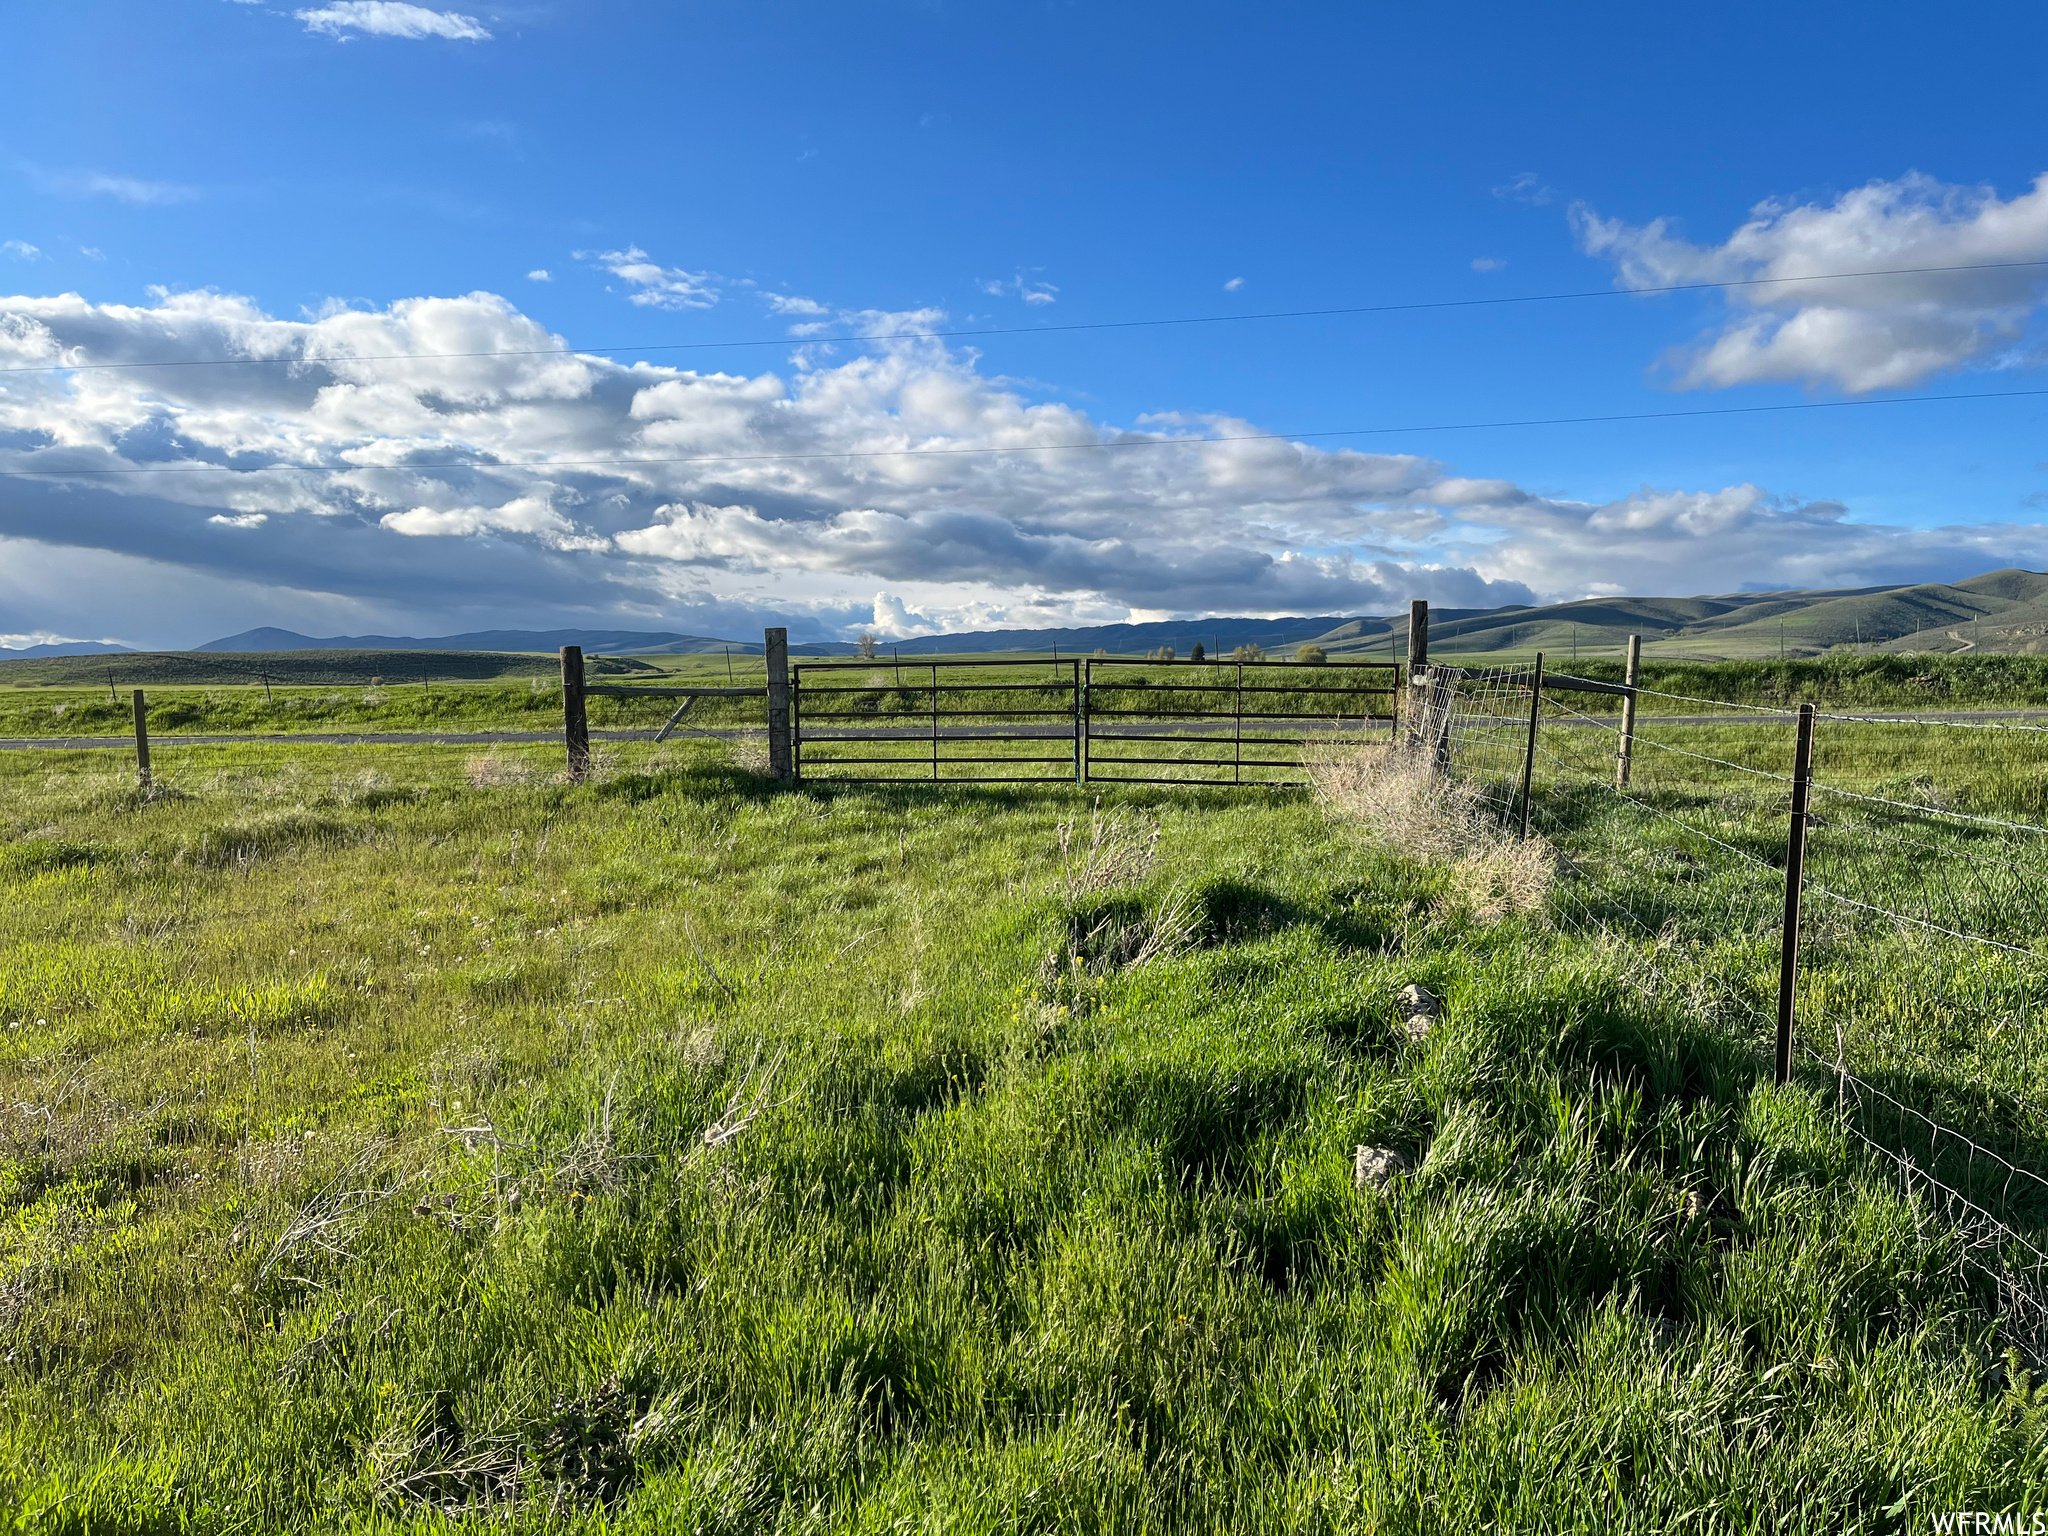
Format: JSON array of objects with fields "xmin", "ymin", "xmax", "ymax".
[{"xmin": 1313, "ymin": 569, "xmax": 2048, "ymax": 663}]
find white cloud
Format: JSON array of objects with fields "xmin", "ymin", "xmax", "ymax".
[
  {"xmin": 1462, "ymin": 480, "xmax": 2048, "ymax": 600},
  {"xmin": 871, "ymin": 592, "xmax": 944, "ymax": 639},
  {"xmin": 979, "ymin": 274, "xmax": 1058, "ymax": 306},
  {"xmin": 1576, "ymin": 171, "xmax": 2048, "ymax": 392},
  {"xmin": 379, "ymin": 494, "xmax": 579, "ymax": 541},
  {"xmin": 0, "ymin": 284, "xmax": 2040, "ymax": 643},
  {"xmin": 1494, "ymin": 172, "xmax": 1554, "ymax": 207},
  {"xmin": 4, "ymin": 242, "xmax": 41, "ymax": 260},
  {"xmin": 763, "ymin": 292, "xmax": 829, "ymax": 317},
  {"xmin": 526, "ymin": 269, "xmax": 551, "ymax": 283},
  {"xmin": 295, "ymin": 2, "xmax": 491, "ymax": 40},
  {"xmin": 580, "ymin": 247, "xmax": 720, "ymax": 310},
  {"xmin": 26, "ymin": 168, "xmax": 198, "ymax": 205},
  {"xmin": 1471, "ymin": 257, "xmax": 1505, "ymax": 272},
  {"xmin": 1224, "ymin": 277, "xmax": 1245, "ymax": 292}
]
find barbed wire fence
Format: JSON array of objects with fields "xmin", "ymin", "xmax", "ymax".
[{"xmin": 1411, "ymin": 654, "xmax": 2048, "ymax": 1366}]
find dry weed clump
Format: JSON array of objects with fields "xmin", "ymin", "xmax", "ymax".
[
  {"xmin": 726, "ymin": 732, "xmax": 772, "ymax": 776},
  {"xmin": 1054, "ymin": 802, "xmax": 1160, "ymax": 894},
  {"xmin": 1309, "ymin": 747, "xmax": 1554, "ymax": 920},
  {"xmin": 465, "ymin": 754, "xmax": 539, "ymax": 789}
]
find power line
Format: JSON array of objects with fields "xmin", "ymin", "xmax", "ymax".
[
  {"xmin": 4, "ymin": 257, "xmax": 2047, "ymax": 377},
  {"xmin": 3, "ymin": 383, "xmax": 2045, "ymax": 480}
]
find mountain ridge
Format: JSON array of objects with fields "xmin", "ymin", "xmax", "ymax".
[{"xmin": 106, "ymin": 567, "xmax": 2048, "ymax": 667}]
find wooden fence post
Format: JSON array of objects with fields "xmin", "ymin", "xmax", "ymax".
[
  {"xmin": 1519, "ymin": 653, "xmax": 1543, "ymax": 841},
  {"xmin": 1616, "ymin": 633, "xmax": 1641, "ymax": 789},
  {"xmin": 560, "ymin": 646, "xmax": 590, "ymax": 782},
  {"xmin": 1775, "ymin": 702, "xmax": 1817, "ymax": 1086},
  {"xmin": 1405, "ymin": 599, "xmax": 1429, "ymax": 753},
  {"xmin": 764, "ymin": 628, "xmax": 792, "ymax": 781},
  {"xmin": 132, "ymin": 689, "xmax": 151, "ymax": 790}
]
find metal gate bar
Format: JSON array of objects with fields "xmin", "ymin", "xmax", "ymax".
[
  {"xmin": 1082, "ymin": 657, "xmax": 1399, "ymax": 786},
  {"xmin": 793, "ymin": 657, "xmax": 1082, "ymax": 785}
]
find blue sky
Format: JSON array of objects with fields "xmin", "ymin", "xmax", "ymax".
[{"xmin": 5, "ymin": 0, "xmax": 2048, "ymax": 646}]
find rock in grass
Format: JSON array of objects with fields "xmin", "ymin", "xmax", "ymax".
[
  {"xmin": 1397, "ymin": 983, "xmax": 1438, "ymax": 1041},
  {"xmin": 1354, "ymin": 1145, "xmax": 1412, "ymax": 1193}
]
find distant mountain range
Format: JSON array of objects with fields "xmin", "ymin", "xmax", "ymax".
[
  {"xmin": 195, "ymin": 626, "xmax": 736, "ymax": 655},
  {"xmin": 13, "ymin": 569, "xmax": 2048, "ymax": 677},
  {"xmin": 0, "ymin": 640, "xmax": 136, "ymax": 658}
]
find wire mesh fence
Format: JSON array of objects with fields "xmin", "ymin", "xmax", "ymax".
[{"xmin": 1417, "ymin": 660, "xmax": 2048, "ymax": 1364}]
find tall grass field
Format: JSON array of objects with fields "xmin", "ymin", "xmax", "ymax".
[{"xmin": 3, "ymin": 715, "xmax": 2047, "ymax": 1529}]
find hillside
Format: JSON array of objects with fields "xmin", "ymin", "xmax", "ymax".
[
  {"xmin": 196, "ymin": 627, "xmax": 736, "ymax": 656},
  {"xmin": 1320, "ymin": 569, "xmax": 2048, "ymax": 663},
  {"xmin": 0, "ymin": 648, "xmax": 665, "ymax": 689}
]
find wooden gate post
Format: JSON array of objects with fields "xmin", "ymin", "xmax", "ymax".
[
  {"xmin": 1775, "ymin": 702, "xmax": 1817, "ymax": 1086},
  {"xmin": 1518, "ymin": 654, "xmax": 1543, "ymax": 841},
  {"xmin": 764, "ymin": 627, "xmax": 793, "ymax": 781},
  {"xmin": 1616, "ymin": 633, "xmax": 1642, "ymax": 789},
  {"xmin": 1070, "ymin": 659, "xmax": 1083, "ymax": 784},
  {"xmin": 560, "ymin": 646, "xmax": 590, "ymax": 782},
  {"xmin": 132, "ymin": 689, "xmax": 151, "ymax": 790}
]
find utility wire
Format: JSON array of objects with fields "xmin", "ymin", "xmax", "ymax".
[
  {"xmin": 4, "ymin": 256, "xmax": 2048, "ymax": 377},
  {"xmin": 5, "ymin": 383, "xmax": 2046, "ymax": 479}
]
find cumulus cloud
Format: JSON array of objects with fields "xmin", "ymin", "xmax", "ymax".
[
  {"xmin": 379, "ymin": 493, "xmax": 590, "ymax": 544},
  {"xmin": 526, "ymin": 269, "xmax": 551, "ymax": 282},
  {"xmin": 295, "ymin": 2, "xmax": 491, "ymax": 40},
  {"xmin": 1224, "ymin": 277, "xmax": 1245, "ymax": 292},
  {"xmin": 4, "ymin": 242, "xmax": 42, "ymax": 261},
  {"xmin": 1462, "ymin": 480, "xmax": 2048, "ymax": 599},
  {"xmin": 763, "ymin": 292, "xmax": 829, "ymax": 317},
  {"xmin": 0, "ymin": 284, "xmax": 2039, "ymax": 645},
  {"xmin": 1576, "ymin": 171, "xmax": 2048, "ymax": 392},
  {"xmin": 581, "ymin": 247, "xmax": 720, "ymax": 310}
]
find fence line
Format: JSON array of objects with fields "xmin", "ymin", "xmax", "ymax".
[{"xmin": 1415, "ymin": 643, "xmax": 2048, "ymax": 1365}]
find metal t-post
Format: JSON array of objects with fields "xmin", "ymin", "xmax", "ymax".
[
  {"xmin": 1519, "ymin": 653, "xmax": 1543, "ymax": 841},
  {"xmin": 1775, "ymin": 702, "xmax": 1817, "ymax": 1086}
]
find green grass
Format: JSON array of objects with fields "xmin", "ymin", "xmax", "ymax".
[
  {"xmin": 1, "ymin": 737, "xmax": 2045, "ymax": 1529},
  {"xmin": 0, "ymin": 678, "xmax": 753, "ymax": 739},
  {"xmin": 1458, "ymin": 653, "xmax": 2048, "ymax": 711}
]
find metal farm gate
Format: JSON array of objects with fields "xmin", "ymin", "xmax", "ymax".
[
  {"xmin": 790, "ymin": 656, "xmax": 1400, "ymax": 787},
  {"xmin": 1082, "ymin": 657, "xmax": 1399, "ymax": 785}
]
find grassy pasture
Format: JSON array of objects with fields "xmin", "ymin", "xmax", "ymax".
[{"xmin": 2, "ymin": 733, "xmax": 2047, "ymax": 1529}]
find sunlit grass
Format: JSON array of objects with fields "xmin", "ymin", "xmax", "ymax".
[{"xmin": 1, "ymin": 735, "xmax": 2044, "ymax": 1527}]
